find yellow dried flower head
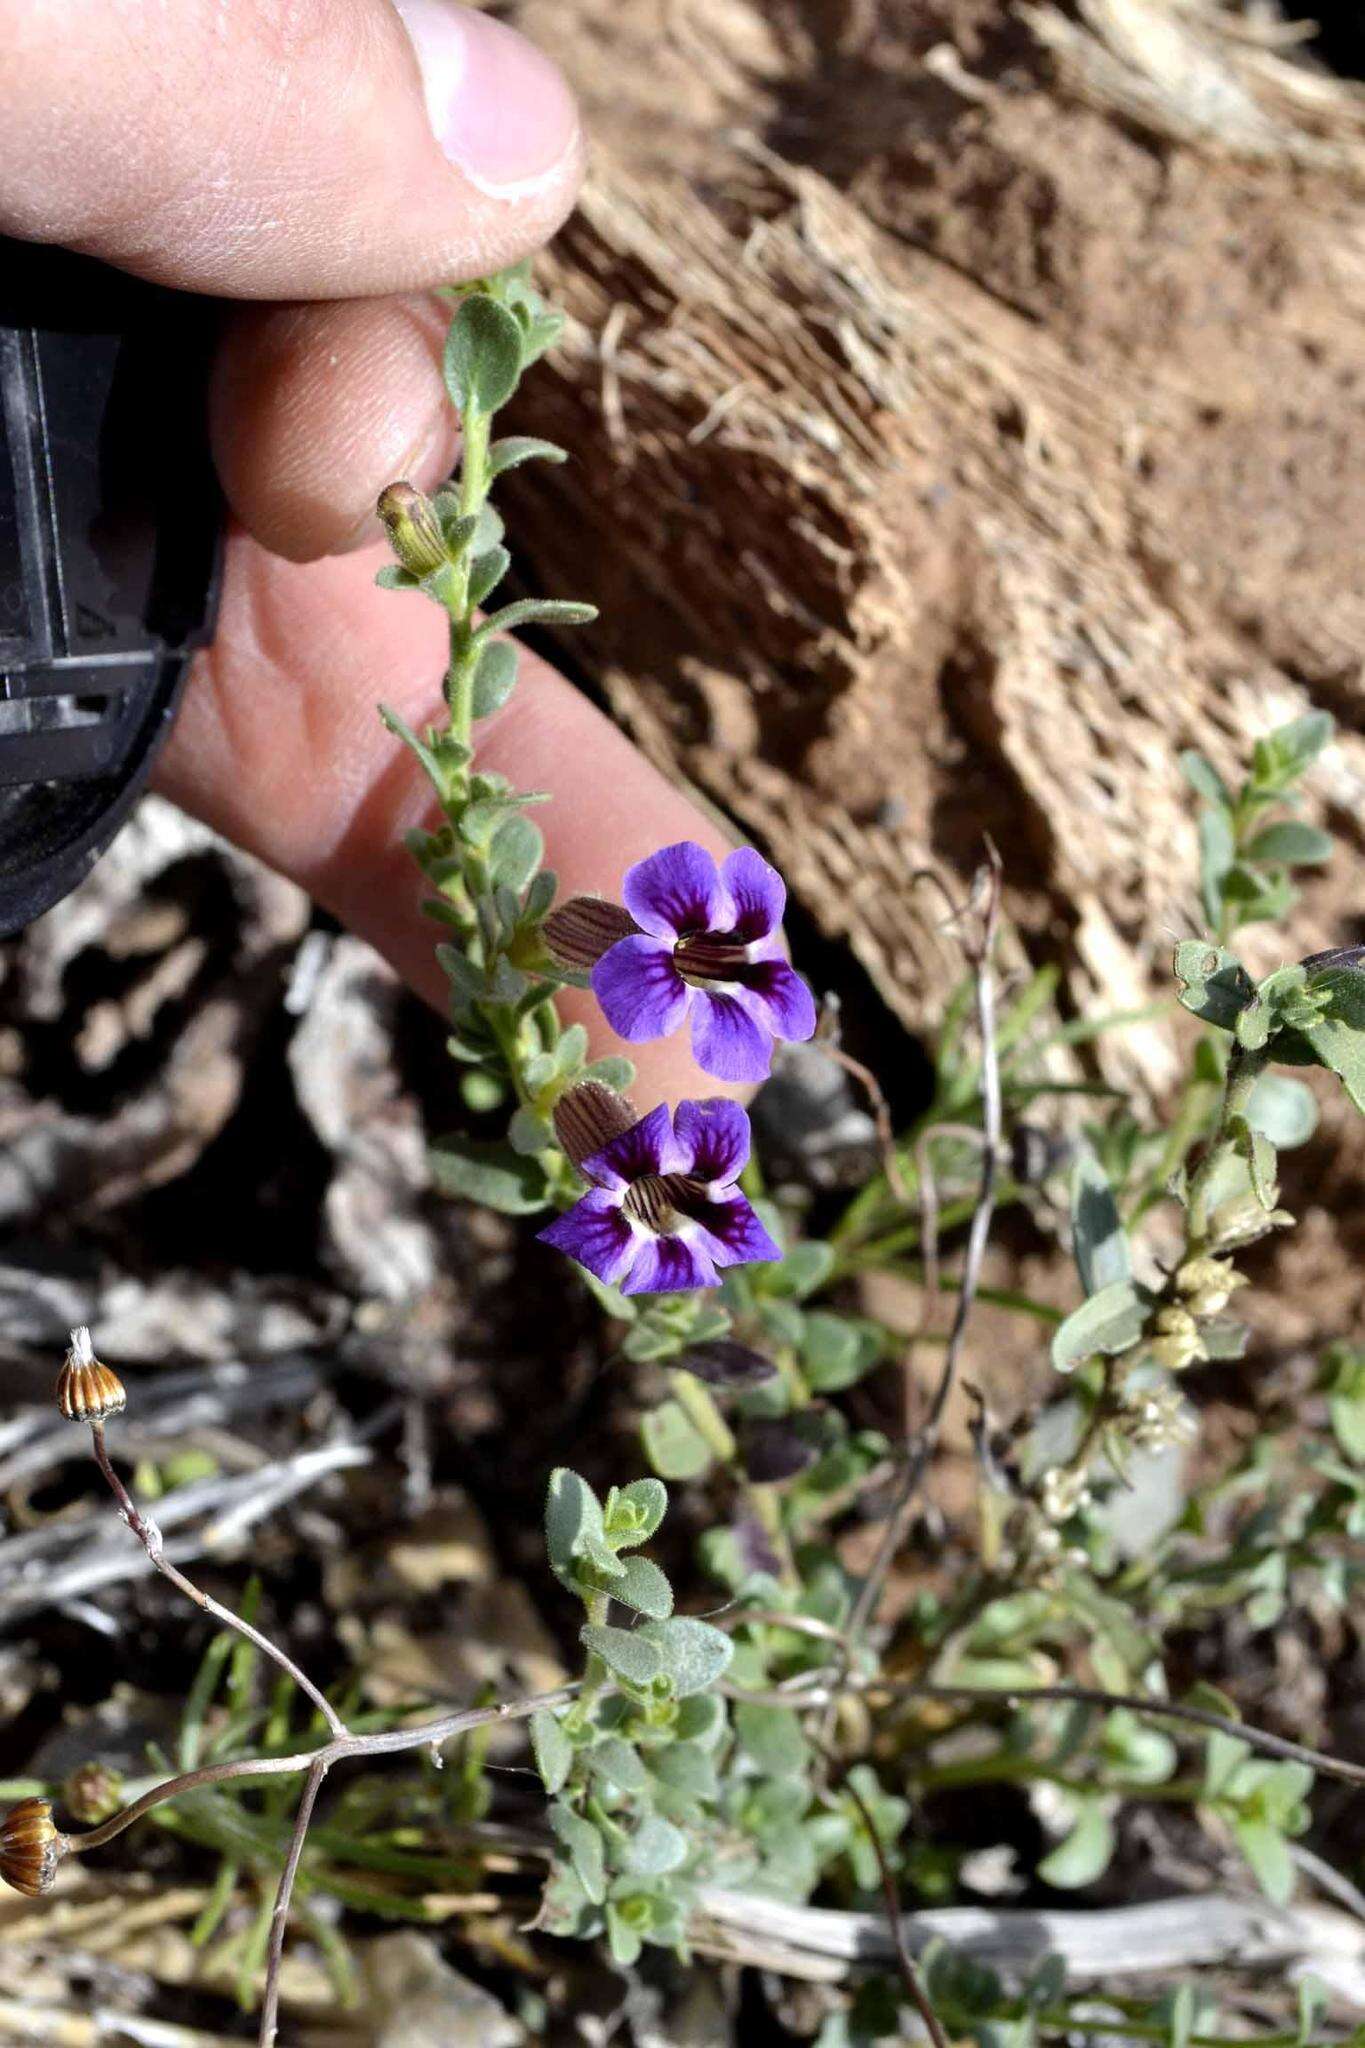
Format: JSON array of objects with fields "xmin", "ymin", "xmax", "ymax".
[
  {"xmin": 55, "ymin": 1327, "xmax": 126, "ymax": 1425},
  {"xmin": 0, "ymin": 1799, "xmax": 65, "ymax": 1898}
]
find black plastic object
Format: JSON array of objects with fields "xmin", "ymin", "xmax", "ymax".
[{"xmin": 0, "ymin": 238, "xmax": 221, "ymax": 935}]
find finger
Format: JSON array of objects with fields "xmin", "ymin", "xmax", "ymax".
[
  {"xmin": 0, "ymin": 0, "xmax": 581, "ymax": 299},
  {"xmin": 210, "ymin": 295, "xmax": 460, "ymax": 561},
  {"xmin": 155, "ymin": 529, "xmax": 744, "ymax": 1108}
]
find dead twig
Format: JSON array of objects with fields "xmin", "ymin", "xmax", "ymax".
[{"xmin": 89, "ymin": 1422, "xmax": 349, "ymax": 1740}]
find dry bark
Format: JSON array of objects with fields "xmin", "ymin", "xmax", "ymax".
[{"xmin": 500, "ymin": 0, "xmax": 1365, "ymax": 1095}]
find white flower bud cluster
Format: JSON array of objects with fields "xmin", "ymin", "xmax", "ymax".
[
  {"xmin": 1040, "ymin": 1465, "xmax": 1092, "ymax": 1524},
  {"xmin": 1123, "ymin": 1382, "xmax": 1197, "ymax": 1453},
  {"xmin": 1174, "ymin": 1255, "xmax": 1246, "ymax": 1320},
  {"xmin": 1150, "ymin": 1304, "xmax": 1205, "ymax": 1373}
]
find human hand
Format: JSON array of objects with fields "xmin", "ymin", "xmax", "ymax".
[{"xmin": 1, "ymin": 0, "xmax": 737, "ymax": 1103}]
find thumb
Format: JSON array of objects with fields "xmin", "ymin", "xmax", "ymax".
[{"xmin": 0, "ymin": 0, "xmax": 581, "ymax": 299}]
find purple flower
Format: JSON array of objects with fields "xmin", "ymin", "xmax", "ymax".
[
  {"xmin": 588, "ymin": 843, "xmax": 817, "ymax": 1083},
  {"xmin": 538, "ymin": 1097, "xmax": 780, "ymax": 1295}
]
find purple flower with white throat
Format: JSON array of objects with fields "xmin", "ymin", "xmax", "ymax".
[
  {"xmin": 585, "ymin": 842, "xmax": 816, "ymax": 1083},
  {"xmin": 539, "ymin": 1083, "xmax": 780, "ymax": 1294}
]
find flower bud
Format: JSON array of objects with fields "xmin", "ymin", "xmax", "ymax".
[
  {"xmin": 377, "ymin": 482, "xmax": 448, "ymax": 579},
  {"xmin": 0, "ymin": 1799, "xmax": 65, "ymax": 1898},
  {"xmin": 55, "ymin": 1327, "xmax": 126, "ymax": 1425},
  {"xmin": 1151, "ymin": 1329, "xmax": 1204, "ymax": 1372},
  {"xmin": 62, "ymin": 1763, "xmax": 123, "ymax": 1827},
  {"xmin": 553, "ymin": 1082, "xmax": 639, "ymax": 1169},
  {"xmin": 542, "ymin": 895, "xmax": 639, "ymax": 971}
]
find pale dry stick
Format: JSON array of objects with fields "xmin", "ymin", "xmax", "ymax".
[
  {"xmin": 259, "ymin": 1757, "xmax": 327, "ymax": 2048},
  {"xmin": 912, "ymin": 1119, "xmax": 990, "ymax": 1363},
  {"xmin": 837, "ymin": 850, "xmax": 1005, "ymax": 1678},
  {"xmin": 88, "ymin": 1421, "xmax": 349, "ymax": 1741}
]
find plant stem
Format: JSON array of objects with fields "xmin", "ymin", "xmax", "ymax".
[
  {"xmin": 65, "ymin": 1685, "xmax": 579, "ymax": 1856},
  {"xmin": 90, "ymin": 1424, "xmax": 348, "ymax": 1741}
]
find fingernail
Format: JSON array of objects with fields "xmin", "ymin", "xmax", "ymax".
[{"xmin": 393, "ymin": 0, "xmax": 580, "ymax": 198}]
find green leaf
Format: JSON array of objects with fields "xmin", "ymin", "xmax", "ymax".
[
  {"xmin": 1252, "ymin": 711, "xmax": 1333, "ymax": 790},
  {"xmin": 580, "ymin": 1624, "xmax": 663, "ymax": 1688},
  {"xmin": 604, "ymin": 1900, "xmax": 643, "ymax": 1967},
  {"xmin": 604, "ymin": 1478, "xmax": 668, "ymax": 1546},
  {"xmin": 637, "ymin": 1617, "xmax": 734, "ymax": 1697},
  {"xmin": 1179, "ymin": 750, "xmax": 1229, "ymax": 808},
  {"xmin": 549, "ymin": 1802, "xmax": 607, "ymax": 1904},
  {"xmin": 611, "ymin": 1554, "xmax": 674, "ymax": 1620},
  {"xmin": 1051, "ymin": 1280, "xmax": 1148, "ymax": 1373},
  {"xmin": 428, "ymin": 1135, "xmax": 550, "ymax": 1215},
  {"xmin": 1246, "ymin": 821, "xmax": 1334, "ymax": 866},
  {"xmin": 374, "ymin": 563, "xmax": 420, "ymax": 591},
  {"xmin": 800, "ymin": 1313, "xmax": 878, "ymax": 1393},
  {"xmin": 1038, "ymin": 1798, "xmax": 1115, "ymax": 1889},
  {"xmin": 545, "ymin": 1468, "xmax": 605, "ymax": 1579},
  {"xmin": 379, "ymin": 704, "xmax": 461, "ymax": 793},
  {"xmin": 651, "ymin": 1741, "xmax": 719, "ymax": 1805},
  {"xmin": 470, "ymin": 639, "xmax": 519, "ymax": 721},
  {"xmin": 640, "ymin": 1399, "xmax": 714, "ymax": 1480},
  {"xmin": 1071, "ymin": 1149, "xmax": 1129, "ymax": 1296},
  {"xmin": 1302, "ymin": 967, "xmax": 1365, "ymax": 1113},
  {"xmin": 764, "ymin": 1240, "xmax": 834, "ymax": 1298},
  {"xmin": 530, "ymin": 1710, "xmax": 573, "ymax": 1795},
  {"xmin": 507, "ymin": 1107, "xmax": 554, "ymax": 1156},
  {"xmin": 1198, "ymin": 805, "xmax": 1236, "ymax": 925},
  {"xmin": 1233, "ymin": 1816, "xmax": 1294, "ymax": 1903},
  {"xmin": 467, "ymin": 545, "xmax": 511, "ymax": 608},
  {"xmin": 588, "ymin": 1737, "xmax": 648, "ymax": 1794},
  {"xmin": 489, "ymin": 435, "xmax": 569, "ymax": 476},
  {"xmin": 1245, "ymin": 1072, "xmax": 1317, "ymax": 1148},
  {"xmin": 1203, "ymin": 1729, "xmax": 1252, "ymax": 1802},
  {"xmin": 480, "ymin": 598, "xmax": 598, "ymax": 637},
  {"xmin": 1172, "ymin": 941, "xmax": 1255, "ymax": 1029},
  {"xmin": 1296, "ymin": 1976, "xmax": 1329, "ymax": 2045},
  {"xmin": 623, "ymin": 1813, "xmax": 689, "ymax": 1877},
  {"xmin": 443, "ymin": 292, "xmax": 524, "ymax": 415},
  {"xmin": 733, "ymin": 1700, "xmax": 811, "ymax": 1776},
  {"xmin": 489, "ymin": 812, "xmax": 543, "ymax": 892}
]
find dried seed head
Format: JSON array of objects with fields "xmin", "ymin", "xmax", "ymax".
[
  {"xmin": 553, "ymin": 1081, "xmax": 639, "ymax": 1169},
  {"xmin": 377, "ymin": 481, "xmax": 447, "ymax": 578},
  {"xmin": 0, "ymin": 1799, "xmax": 65, "ymax": 1898},
  {"xmin": 542, "ymin": 895, "xmax": 639, "ymax": 971},
  {"xmin": 56, "ymin": 1328, "xmax": 126, "ymax": 1425},
  {"xmin": 62, "ymin": 1763, "xmax": 123, "ymax": 1827}
]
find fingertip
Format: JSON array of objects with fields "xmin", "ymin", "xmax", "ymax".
[{"xmin": 211, "ymin": 296, "xmax": 459, "ymax": 562}]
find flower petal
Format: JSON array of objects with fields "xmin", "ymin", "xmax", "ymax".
[
  {"xmin": 690, "ymin": 991, "xmax": 774, "ymax": 1084},
  {"xmin": 739, "ymin": 959, "xmax": 817, "ymax": 1044},
  {"xmin": 721, "ymin": 846, "xmax": 786, "ymax": 943},
  {"xmin": 538, "ymin": 1191, "xmax": 636, "ymax": 1286},
  {"xmin": 591, "ymin": 935, "xmax": 690, "ymax": 1044},
  {"xmin": 622, "ymin": 842, "xmax": 731, "ymax": 941},
  {"xmin": 585, "ymin": 1102, "xmax": 684, "ymax": 1188},
  {"xmin": 622, "ymin": 1231, "xmax": 720, "ymax": 1295},
  {"xmin": 690, "ymin": 1193, "xmax": 782, "ymax": 1270},
  {"xmin": 672, "ymin": 1097, "xmax": 752, "ymax": 1185}
]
